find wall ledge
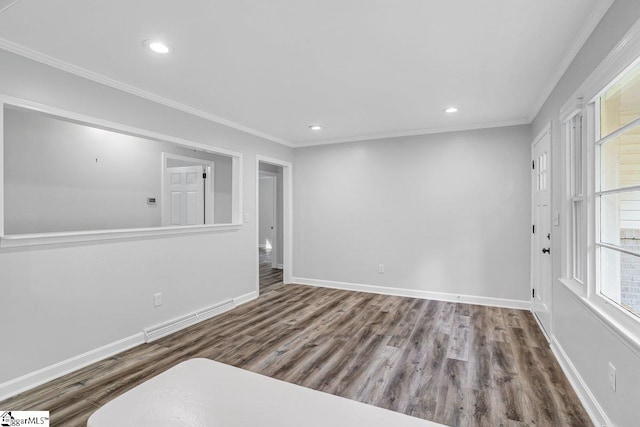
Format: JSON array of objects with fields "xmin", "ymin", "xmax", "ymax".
[{"xmin": 0, "ymin": 223, "xmax": 241, "ymax": 249}]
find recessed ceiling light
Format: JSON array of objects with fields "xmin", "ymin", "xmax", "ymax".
[
  {"xmin": 444, "ymin": 107, "xmax": 459, "ymax": 113},
  {"xmin": 148, "ymin": 41, "xmax": 170, "ymax": 54},
  {"xmin": 309, "ymin": 125, "xmax": 323, "ymax": 131}
]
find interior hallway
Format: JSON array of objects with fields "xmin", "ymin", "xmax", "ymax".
[{"xmin": 260, "ymin": 248, "xmax": 284, "ymax": 294}]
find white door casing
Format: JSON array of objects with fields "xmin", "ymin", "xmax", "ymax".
[
  {"xmin": 256, "ymin": 155, "xmax": 293, "ymax": 288},
  {"xmin": 532, "ymin": 126, "xmax": 552, "ymax": 337}
]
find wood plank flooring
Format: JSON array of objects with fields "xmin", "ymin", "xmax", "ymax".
[
  {"xmin": 0, "ymin": 252, "xmax": 591, "ymax": 427},
  {"xmin": 259, "ymin": 248, "xmax": 284, "ymax": 294}
]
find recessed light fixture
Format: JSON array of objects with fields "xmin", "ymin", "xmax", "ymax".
[
  {"xmin": 147, "ymin": 41, "xmax": 170, "ymax": 54},
  {"xmin": 444, "ymin": 106, "xmax": 459, "ymax": 113},
  {"xmin": 309, "ymin": 125, "xmax": 323, "ymax": 131}
]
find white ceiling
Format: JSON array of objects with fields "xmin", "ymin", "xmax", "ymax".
[{"xmin": 0, "ymin": 0, "xmax": 611, "ymax": 147}]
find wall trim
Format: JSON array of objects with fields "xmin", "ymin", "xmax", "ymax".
[
  {"xmin": 0, "ymin": 38, "xmax": 293, "ymax": 147},
  {"xmin": 294, "ymin": 118, "xmax": 530, "ymax": 148},
  {"xmin": 234, "ymin": 290, "xmax": 259, "ymax": 306},
  {"xmin": 527, "ymin": 0, "xmax": 614, "ymax": 122},
  {"xmin": 550, "ymin": 336, "xmax": 612, "ymax": 427},
  {"xmin": 292, "ymin": 277, "xmax": 531, "ymax": 310},
  {"xmin": 0, "ymin": 290, "xmax": 258, "ymax": 401},
  {"xmin": 144, "ymin": 290, "xmax": 258, "ymax": 343},
  {"xmin": 0, "ymin": 333, "xmax": 145, "ymax": 401}
]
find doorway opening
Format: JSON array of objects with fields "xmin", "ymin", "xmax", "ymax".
[
  {"xmin": 162, "ymin": 153, "xmax": 214, "ymax": 226},
  {"xmin": 258, "ymin": 163, "xmax": 284, "ymax": 293},
  {"xmin": 257, "ymin": 157, "xmax": 292, "ymax": 294}
]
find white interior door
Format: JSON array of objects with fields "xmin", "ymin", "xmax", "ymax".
[
  {"xmin": 532, "ymin": 131, "xmax": 552, "ymax": 336},
  {"xmin": 166, "ymin": 166, "xmax": 205, "ymax": 226}
]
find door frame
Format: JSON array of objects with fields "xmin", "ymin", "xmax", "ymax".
[
  {"xmin": 530, "ymin": 123, "xmax": 552, "ymax": 339},
  {"xmin": 256, "ymin": 155, "xmax": 293, "ymax": 291},
  {"xmin": 161, "ymin": 152, "xmax": 214, "ymax": 226}
]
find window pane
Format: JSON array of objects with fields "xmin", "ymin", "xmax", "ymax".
[
  {"xmin": 600, "ymin": 191, "xmax": 640, "ymax": 246},
  {"xmin": 600, "ymin": 125, "xmax": 640, "ymax": 191},
  {"xmin": 572, "ymin": 200, "xmax": 584, "ymax": 282},
  {"xmin": 601, "ymin": 60, "xmax": 640, "ymax": 137},
  {"xmin": 600, "ymin": 246, "xmax": 640, "ymax": 318},
  {"xmin": 571, "ymin": 116, "xmax": 583, "ymax": 195}
]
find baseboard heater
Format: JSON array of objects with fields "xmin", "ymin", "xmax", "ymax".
[{"xmin": 144, "ymin": 299, "xmax": 236, "ymax": 343}]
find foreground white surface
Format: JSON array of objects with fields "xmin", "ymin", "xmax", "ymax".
[{"xmin": 87, "ymin": 358, "xmax": 445, "ymax": 427}]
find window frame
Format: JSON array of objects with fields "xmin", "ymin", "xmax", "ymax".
[
  {"xmin": 0, "ymin": 95, "xmax": 244, "ymax": 248},
  {"xmin": 560, "ymin": 17, "xmax": 640, "ymax": 350},
  {"xmin": 563, "ymin": 111, "xmax": 586, "ymax": 286}
]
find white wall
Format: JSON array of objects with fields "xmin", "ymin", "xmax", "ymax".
[
  {"xmin": 293, "ymin": 125, "xmax": 531, "ymax": 303},
  {"xmin": 531, "ymin": 1, "xmax": 640, "ymax": 426},
  {"xmin": 0, "ymin": 48, "xmax": 293, "ymax": 387}
]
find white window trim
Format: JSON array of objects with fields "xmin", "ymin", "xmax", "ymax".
[
  {"xmin": 560, "ymin": 16, "xmax": 640, "ymax": 353},
  {"xmin": 0, "ymin": 95, "xmax": 244, "ymax": 248},
  {"xmin": 561, "ymin": 108, "xmax": 587, "ymax": 290}
]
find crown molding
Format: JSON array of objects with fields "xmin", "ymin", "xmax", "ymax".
[
  {"xmin": 294, "ymin": 118, "xmax": 530, "ymax": 148},
  {"xmin": 0, "ymin": 37, "xmax": 294, "ymax": 147},
  {"xmin": 0, "ymin": 0, "xmax": 22, "ymax": 15},
  {"xmin": 527, "ymin": 0, "xmax": 614, "ymax": 122}
]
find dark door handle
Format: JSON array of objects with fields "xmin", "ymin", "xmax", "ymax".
[{"xmin": 542, "ymin": 248, "xmax": 550, "ymax": 254}]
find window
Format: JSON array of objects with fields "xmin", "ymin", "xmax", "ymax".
[
  {"xmin": 596, "ymin": 60, "xmax": 640, "ymax": 318},
  {"xmin": 567, "ymin": 113, "xmax": 585, "ymax": 284}
]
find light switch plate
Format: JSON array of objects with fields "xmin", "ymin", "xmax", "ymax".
[{"xmin": 553, "ymin": 211, "xmax": 560, "ymax": 226}]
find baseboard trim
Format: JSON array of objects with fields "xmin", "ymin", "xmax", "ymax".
[
  {"xmin": 144, "ymin": 290, "xmax": 258, "ymax": 343},
  {"xmin": 234, "ymin": 290, "xmax": 259, "ymax": 306},
  {"xmin": 550, "ymin": 336, "xmax": 612, "ymax": 427},
  {"xmin": 0, "ymin": 333, "xmax": 145, "ymax": 401},
  {"xmin": 292, "ymin": 277, "xmax": 530, "ymax": 310},
  {"xmin": 0, "ymin": 290, "xmax": 258, "ymax": 401}
]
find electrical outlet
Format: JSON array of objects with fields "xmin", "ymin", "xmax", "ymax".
[
  {"xmin": 154, "ymin": 292, "xmax": 162, "ymax": 308},
  {"xmin": 244, "ymin": 213, "xmax": 250, "ymax": 223},
  {"xmin": 608, "ymin": 362, "xmax": 616, "ymax": 392},
  {"xmin": 378, "ymin": 264, "xmax": 385, "ymax": 274}
]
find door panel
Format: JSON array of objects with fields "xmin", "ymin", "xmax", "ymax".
[
  {"xmin": 166, "ymin": 166, "xmax": 205, "ymax": 226},
  {"xmin": 170, "ymin": 192, "xmax": 181, "ymax": 225},
  {"xmin": 532, "ymin": 132, "xmax": 552, "ymax": 336}
]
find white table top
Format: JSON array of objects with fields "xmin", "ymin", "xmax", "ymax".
[{"xmin": 87, "ymin": 358, "xmax": 446, "ymax": 427}]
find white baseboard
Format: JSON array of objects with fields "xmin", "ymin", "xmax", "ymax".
[
  {"xmin": 292, "ymin": 277, "xmax": 530, "ymax": 310},
  {"xmin": 0, "ymin": 333, "xmax": 145, "ymax": 401},
  {"xmin": 277, "ymin": 264, "xmax": 284, "ymax": 270},
  {"xmin": 0, "ymin": 290, "xmax": 258, "ymax": 401},
  {"xmin": 234, "ymin": 290, "xmax": 259, "ymax": 306},
  {"xmin": 144, "ymin": 290, "xmax": 258, "ymax": 343},
  {"xmin": 550, "ymin": 336, "xmax": 611, "ymax": 427}
]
